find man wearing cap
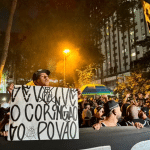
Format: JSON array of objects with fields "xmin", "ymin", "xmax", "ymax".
[
  {"xmin": 32, "ymin": 69, "xmax": 50, "ymax": 86},
  {"xmin": 93, "ymin": 101, "xmax": 144, "ymax": 130},
  {"xmin": 0, "ymin": 69, "xmax": 51, "ymax": 136},
  {"xmin": 138, "ymin": 106, "xmax": 150, "ymax": 125},
  {"xmin": 7, "ymin": 69, "xmax": 51, "ymax": 94},
  {"xmin": 93, "ymin": 100, "xmax": 122, "ymax": 129}
]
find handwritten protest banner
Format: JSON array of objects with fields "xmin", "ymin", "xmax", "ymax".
[{"xmin": 8, "ymin": 85, "xmax": 79, "ymax": 141}]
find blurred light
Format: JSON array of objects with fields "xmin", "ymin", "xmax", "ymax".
[
  {"xmin": 63, "ymin": 49, "xmax": 70, "ymax": 54},
  {"xmin": 131, "ymin": 52, "xmax": 136, "ymax": 56},
  {"xmin": 2, "ymin": 97, "xmax": 6, "ymax": 101}
]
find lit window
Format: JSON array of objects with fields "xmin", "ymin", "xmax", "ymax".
[
  {"xmin": 134, "ymin": 8, "xmax": 136, "ymax": 12},
  {"xmin": 122, "ymin": 49, "xmax": 127, "ymax": 53},
  {"xmin": 130, "ymin": 31, "xmax": 134, "ymax": 35},
  {"xmin": 131, "ymin": 52, "xmax": 136, "ymax": 56}
]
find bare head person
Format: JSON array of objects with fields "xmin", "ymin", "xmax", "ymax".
[{"xmin": 126, "ymin": 105, "xmax": 139, "ymax": 120}]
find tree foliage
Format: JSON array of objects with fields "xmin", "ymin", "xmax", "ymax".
[
  {"xmin": 131, "ymin": 50, "xmax": 150, "ymax": 73},
  {"xmin": 1, "ymin": 0, "xmax": 143, "ymax": 84},
  {"xmin": 3, "ymin": 0, "xmax": 105, "ymax": 83},
  {"xmin": 133, "ymin": 36, "xmax": 150, "ymax": 49},
  {"xmin": 114, "ymin": 72, "xmax": 150, "ymax": 97},
  {"xmin": 77, "ymin": 64, "xmax": 96, "ymax": 87}
]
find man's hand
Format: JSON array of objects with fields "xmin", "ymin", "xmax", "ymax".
[
  {"xmin": 126, "ymin": 93, "xmax": 130, "ymax": 97},
  {"xmin": 133, "ymin": 122, "xmax": 144, "ymax": 129},
  {"xmin": 0, "ymin": 112, "xmax": 10, "ymax": 131},
  {"xmin": 93, "ymin": 122, "xmax": 101, "ymax": 130},
  {"xmin": 7, "ymin": 83, "xmax": 14, "ymax": 95},
  {"xmin": 0, "ymin": 131, "xmax": 8, "ymax": 137},
  {"xmin": 145, "ymin": 93, "xmax": 150, "ymax": 99},
  {"xmin": 77, "ymin": 88, "xmax": 82, "ymax": 99}
]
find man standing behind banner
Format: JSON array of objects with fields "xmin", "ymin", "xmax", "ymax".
[
  {"xmin": 0, "ymin": 69, "xmax": 51, "ymax": 136},
  {"xmin": 8, "ymin": 69, "xmax": 51, "ymax": 93}
]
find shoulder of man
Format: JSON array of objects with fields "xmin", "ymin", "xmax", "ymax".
[
  {"xmin": 133, "ymin": 119, "xmax": 149, "ymax": 127},
  {"xmin": 26, "ymin": 81, "xmax": 35, "ymax": 86}
]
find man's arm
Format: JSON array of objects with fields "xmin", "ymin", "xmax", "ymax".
[
  {"xmin": 123, "ymin": 94, "xmax": 130, "ymax": 104},
  {"xmin": 133, "ymin": 122, "xmax": 144, "ymax": 129},
  {"xmin": 93, "ymin": 121, "xmax": 102, "ymax": 130},
  {"xmin": 7, "ymin": 83, "xmax": 14, "ymax": 103},
  {"xmin": 0, "ymin": 113, "xmax": 9, "ymax": 131}
]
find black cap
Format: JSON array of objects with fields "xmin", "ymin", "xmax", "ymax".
[
  {"xmin": 32, "ymin": 69, "xmax": 50, "ymax": 81},
  {"xmin": 104, "ymin": 100, "xmax": 119, "ymax": 116},
  {"xmin": 141, "ymin": 107, "xmax": 149, "ymax": 116}
]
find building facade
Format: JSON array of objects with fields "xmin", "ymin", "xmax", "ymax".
[{"xmin": 90, "ymin": 1, "xmax": 150, "ymax": 90}]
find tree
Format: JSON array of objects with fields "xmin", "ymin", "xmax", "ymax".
[
  {"xmin": 113, "ymin": 0, "xmax": 140, "ymax": 32},
  {"xmin": 2, "ymin": 0, "xmax": 139, "ymax": 85},
  {"xmin": 114, "ymin": 72, "xmax": 150, "ymax": 97},
  {"xmin": 77, "ymin": 64, "xmax": 97, "ymax": 87},
  {"xmin": 5, "ymin": 0, "xmax": 105, "ymax": 85},
  {"xmin": 133, "ymin": 36, "xmax": 150, "ymax": 49},
  {"xmin": 130, "ymin": 50, "xmax": 150, "ymax": 72},
  {"xmin": 0, "ymin": 0, "xmax": 17, "ymax": 84}
]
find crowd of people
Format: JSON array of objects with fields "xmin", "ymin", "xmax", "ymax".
[
  {"xmin": 1, "ymin": 68, "xmax": 150, "ymax": 139},
  {"xmin": 78, "ymin": 93, "xmax": 150, "ymax": 129}
]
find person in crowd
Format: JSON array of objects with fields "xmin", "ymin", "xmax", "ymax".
[
  {"xmin": 121, "ymin": 102, "xmax": 130, "ymax": 118},
  {"xmin": 138, "ymin": 107, "xmax": 150, "ymax": 125},
  {"xmin": 133, "ymin": 94, "xmax": 139, "ymax": 101},
  {"xmin": 0, "ymin": 69, "xmax": 51, "ymax": 136},
  {"xmin": 81, "ymin": 97, "xmax": 88, "ymax": 111},
  {"xmin": 101, "ymin": 95, "xmax": 108, "ymax": 103},
  {"xmin": 94, "ymin": 100, "xmax": 104, "ymax": 115},
  {"xmin": 123, "ymin": 93, "xmax": 139, "ymax": 107},
  {"xmin": 123, "ymin": 93, "xmax": 131, "ymax": 104},
  {"xmin": 77, "ymin": 88, "xmax": 83, "ymax": 128},
  {"xmin": 93, "ymin": 100, "xmax": 144, "ymax": 130},
  {"xmin": 138, "ymin": 93, "xmax": 144, "ymax": 99},
  {"xmin": 0, "ymin": 108, "xmax": 10, "ymax": 137},
  {"xmin": 93, "ymin": 100, "xmax": 122, "ymax": 129},
  {"xmin": 7, "ymin": 69, "xmax": 51, "ymax": 96},
  {"xmin": 94, "ymin": 106, "xmax": 105, "ymax": 123},
  {"xmin": 137, "ymin": 99, "xmax": 145, "ymax": 110},
  {"xmin": 125, "ymin": 104, "xmax": 148, "ymax": 127},
  {"xmin": 77, "ymin": 88, "xmax": 82, "ymax": 100},
  {"xmin": 97, "ymin": 99, "xmax": 105, "ymax": 106},
  {"xmin": 92, "ymin": 99, "xmax": 98, "ymax": 108},
  {"xmin": 82, "ymin": 103, "xmax": 92, "ymax": 127}
]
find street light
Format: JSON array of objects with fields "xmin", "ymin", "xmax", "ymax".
[{"xmin": 63, "ymin": 49, "xmax": 70, "ymax": 86}]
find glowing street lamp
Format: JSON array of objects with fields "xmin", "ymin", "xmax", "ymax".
[
  {"xmin": 63, "ymin": 49, "xmax": 70, "ymax": 86},
  {"xmin": 64, "ymin": 49, "xmax": 70, "ymax": 54}
]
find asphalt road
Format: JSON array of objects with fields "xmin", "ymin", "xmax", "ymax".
[{"xmin": 1, "ymin": 126, "xmax": 150, "ymax": 150}]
